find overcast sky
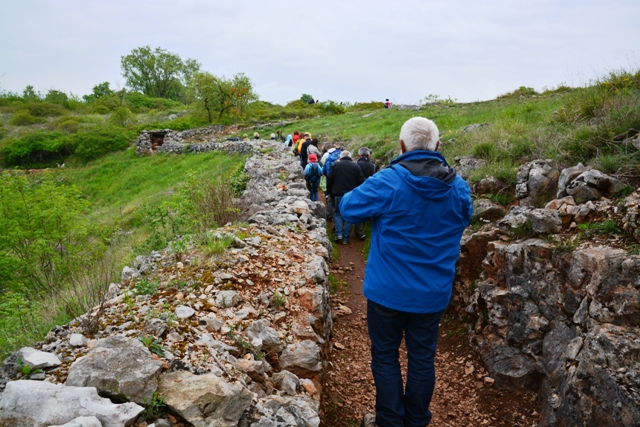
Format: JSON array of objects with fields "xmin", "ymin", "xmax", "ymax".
[{"xmin": 1, "ymin": 0, "xmax": 638, "ymax": 105}]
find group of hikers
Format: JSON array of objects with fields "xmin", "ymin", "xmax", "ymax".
[
  {"xmin": 283, "ymin": 131, "xmax": 377, "ymax": 244},
  {"xmin": 282, "ymin": 118, "xmax": 472, "ymax": 427}
]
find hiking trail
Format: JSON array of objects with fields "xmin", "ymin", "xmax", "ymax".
[{"xmin": 320, "ymin": 235, "xmax": 540, "ymax": 427}]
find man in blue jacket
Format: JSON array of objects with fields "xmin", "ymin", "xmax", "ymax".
[{"xmin": 340, "ymin": 117, "xmax": 472, "ymax": 427}]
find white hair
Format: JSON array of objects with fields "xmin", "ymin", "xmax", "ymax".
[
  {"xmin": 399, "ymin": 117, "xmax": 439, "ymax": 151},
  {"xmin": 340, "ymin": 150, "xmax": 351, "ymax": 159}
]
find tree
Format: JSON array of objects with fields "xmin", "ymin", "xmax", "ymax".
[
  {"xmin": 300, "ymin": 94, "xmax": 314, "ymax": 104},
  {"xmin": 188, "ymin": 72, "xmax": 257, "ymax": 123},
  {"xmin": 121, "ymin": 46, "xmax": 200, "ymax": 100},
  {"xmin": 83, "ymin": 82, "xmax": 114, "ymax": 102}
]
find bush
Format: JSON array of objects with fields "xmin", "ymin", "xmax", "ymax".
[
  {"xmin": 108, "ymin": 107, "xmax": 135, "ymax": 127},
  {"xmin": 55, "ymin": 116, "xmax": 81, "ymax": 133},
  {"xmin": 1, "ymin": 131, "xmax": 72, "ymax": 167},
  {"xmin": 91, "ymin": 105, "xmax": 111, "ymax": 115},
  {"xmin": 72, "ymin": 126, "xmax": 136, "ymax": 161},
  {"xmin": 25, "ymin": 102, "xmax": 67, "ymax": 117},
  {"xmin": 0, "ymin": 171, "xmax": 91, "ymax": 294},
  {"xmin": 9, "ymin": 111, "xmax": 43, "ymax": 126}
]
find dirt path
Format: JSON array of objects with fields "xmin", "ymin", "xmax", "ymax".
[{"xmin": 320, "ymin": 234, "xmax": 540, "ymax": 427}]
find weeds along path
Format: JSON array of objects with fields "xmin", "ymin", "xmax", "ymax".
[{"xmin": 320, "ymin": 230, "xmax": 540, "ymax": 427}]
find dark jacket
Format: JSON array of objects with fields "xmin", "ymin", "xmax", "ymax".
[
  {"xmin": 300, "ymin": 139, "xmax": 312, "ymax": 167},
  {"xmin": 357, "ymin": 157, "xmax": 377, "ymax": 178},
  {"xmin": 326, "ymin": 156, "xmax": 365, "ymax": 196},
  {"xmin": 340, "ymin": 150, "xmax": 472, "ymax": 313}
]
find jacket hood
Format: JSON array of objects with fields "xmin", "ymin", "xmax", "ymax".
[{"xmin": 389, "ymin": 150, "xmax": 457, "ymax": 201}]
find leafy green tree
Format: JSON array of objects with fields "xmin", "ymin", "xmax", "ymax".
[
  {"xmin": 44, "ymin": 90, "xmax": 69, "ymax": 106},
  {"xmin": 300, "ymin": 94, "xmax": 314, "ymax": 104},
  {"xmin": 82, "ymin": 82, "xmax": 114, "ymax": 103},
  {"xmin": 121, "ymin": 46, "xmax": 200, "ymax": 100},
  {"xmin": 188, "ymin": 72, "xmax": 257, "ymax": 123},
  {"xmin": 22, "ymin": 85, "xmax": 40, "ymax": 102}
]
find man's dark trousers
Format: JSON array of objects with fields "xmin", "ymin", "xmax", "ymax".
[{"xmin": 367, "ymin": 300, "xmax": 444, "ymax": 427}]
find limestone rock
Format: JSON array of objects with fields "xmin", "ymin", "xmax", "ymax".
[
  {"xmin": 242, "ymin": 396, "xmax": 320, "ymax": 427},
  {"xmin": 528, "ymin": 209, "xmax": 562, "ymax": 234},
  {"xmin": 18, "ymin": 347, "xmax": 61, "ymax": 369},
  {"xmin": 246, "ymin": 320, "xmax": 283, "ymax": 355},
  {"xmin": 272, "ymin": 370, "xmax": 300, "ymax": 396},
  {"xmin": 472, "ymin": 198, "xmax": 506, "ymax": 222},
  {"xmin": 65, "ymin": 335, "xmax": 163, "ymax": 404},
  {"xmin": 69, "ymin": 333, "xmax": 87, "ymax": 347},
  {"xmin": 175, "ymin": 305, "xmax": 196, "ymax": 319},
  {"xmin": 217, "ymin": 290, "xmax": 242, "ymax": 308},
  {"xmin": 453, "ymin": 156, "xmax": 485, "ymax": 180},
  {"xmin": 121, "ymin": 266, "xmax": 139, "ymax": 281},
  {"xmin": 50, "ymin": 416, "xmax": 103, "ymax": 427},
  {"xmin": 516, "ymin": 159, "xmax": 559, "ymax": 206},
  {"xmin": 556, "ymin": 163, "xmax": 586, "ymax": 198},
  {"xmin": 279, "ymin": 340, "xmax": 322, "ymax": 378},
  {"xmin": 158, "ymin": 370, "xmax": 252, "ymax": 427},
  {"xmin": 0, "ymin": 380, "xmax": 143, "ymax": 427}
]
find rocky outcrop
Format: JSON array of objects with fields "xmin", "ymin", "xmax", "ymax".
[
  {"xmin": 516, "ymin": 159, "xmax": 560, "ymax": 207},
  {"xmin": 460, "ymin": 230, "xmax": 640, "ymax": 426},
  {"xmin": 0, "ymin": 380, "xmax": 143, "ymax": 427}
]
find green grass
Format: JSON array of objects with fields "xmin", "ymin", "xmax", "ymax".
[{"xmin": 54, "ymin": 147, "xmax": 245, "ymax": 229}]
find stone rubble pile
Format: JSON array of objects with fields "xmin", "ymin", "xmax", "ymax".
[{"xmin": 0, "ymin": 140, "xmax": 331, "ymax": 427}]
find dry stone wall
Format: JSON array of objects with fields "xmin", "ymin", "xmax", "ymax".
[{"xmin": 0, "ymin": 140, "xmax": 331, "ymax": 427}]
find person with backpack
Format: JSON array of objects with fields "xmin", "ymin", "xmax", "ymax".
[
  {"xmin": 322, "ymin": 145, "xmax": 342, "ymax": 221},
  {"xmin": 307, "ymin": 138, "xmax": 321, "ymax": 159},
  {"xmin": 304, "ymin": 153, "xmax": 323, "ymax": 202},
  {"xmin": 299, "ymin": 133, "xmax": 313, "ymax": 169},
  {"xmin": 326, "ymin": 150, "xmax": 365, "ymax": 244},
  {"xmin": 283, "ymin": 134, "xmax": 293, "ymax": 147}
]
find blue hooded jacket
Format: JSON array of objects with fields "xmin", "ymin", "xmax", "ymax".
[{"xmin": 339, "ymin": 150, "xmax": 472, "ymax": 313}]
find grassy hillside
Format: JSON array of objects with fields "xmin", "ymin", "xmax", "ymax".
[{"xmin": 264, "ymin": 70, "xmax": 640, "ymax": 190}]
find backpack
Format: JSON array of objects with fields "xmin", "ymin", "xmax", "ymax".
[
  {"xmin": 306, "ymin": 163, "xmax": 322, "ymax": 187},
  {"xmin": 322, "ymin": 150, "xmax": 341, "ymax": 176}
]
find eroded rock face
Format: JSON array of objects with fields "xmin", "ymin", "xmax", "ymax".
[
  {"xmin": 0, "ymin": 380, "xmax": 143, "ymax": 427},
  {"xmin": 65, "ymin": 335, "xmax": 164, "ymax": 404},
  {"xmin": 462, "ymin": 237, "xmax": 640, "ymax": 427},
  {"xmin": 516, "ymin": 159, "xmax": 560, "ymax": 207},
  {"xmin": 159, "ymin": 370, "xmax": 253, "ymax": 427}
]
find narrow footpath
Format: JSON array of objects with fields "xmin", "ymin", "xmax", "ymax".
[{"xmin": 320, "ymin": 235, "xmax": 540, "ymax": 427}]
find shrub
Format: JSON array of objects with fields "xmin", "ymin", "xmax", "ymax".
[
  {"xmin": 1, "ymin": 131, "xmax": 72, "ymax": 167},
  {"xmin": 108, "ymin": 107, "xmax": 135, "ymax": 127},
  {"xmin": 91, "ymin": 105, "xmax": 111, "ymax": 115},
  {"xmin": 55, "ymin": 116, "xmax": 81, "ymax": 133},
  {"xmin": 0, "ymin": 171, "xmax": 91, "ymax": 294},
  {"xmin": 72, "ymin": 126, "xmax": 135, "ymax": 161},
  {"xmin": 9, "ymin": 111, "xmax": 43, "ymax": 126},
  {"xmin": 25, "ymin": 102, "xmax": 67, "ymax": 117},
  {"xmin": 178, "ymin": 171, "xmax": 240, "ymax": 235}
]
